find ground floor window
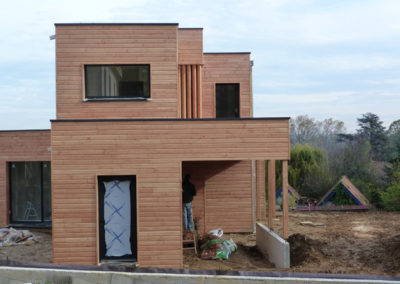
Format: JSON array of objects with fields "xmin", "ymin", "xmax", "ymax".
[
  {"xmin": 10, "ymin": 161, "xmax": 51, "ymax": 223},
  {"xmin": 98, "ymin": 175, "xmax": 137, "ymax": 262}
]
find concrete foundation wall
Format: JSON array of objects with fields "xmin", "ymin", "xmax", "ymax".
[
  {"xmin": 1, "ymin": 267, "xmax": 399, "ymax": 284},
  {"xmin": 256, "ymin": 222, "xmax": 290, "ymax": 268}
]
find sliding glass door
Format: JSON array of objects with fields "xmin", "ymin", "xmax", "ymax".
[{"xmin": 10, "ymin": 162, "xmax": 51, "ymax": 223}]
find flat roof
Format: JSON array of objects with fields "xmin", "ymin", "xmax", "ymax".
[
  {"xmin": 55, "ymin": 23, "xmax": 179, "ymax": 26},
  {"xmin": 51, "ymin": 117, "xmax": 290, "ymax": 123},
  {"xmin": 0, "ymin": 129, "xmax": 50, "ymax": 132},
  {"xmin": 204, "ymin": 52, "xmax": 251, "ymax": 55},
  {"xmin": 178, "ymin": 28, "xmax": 203, "ymax": 30}
]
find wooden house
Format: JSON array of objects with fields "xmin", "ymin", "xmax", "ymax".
[{"xmin": 0, "ymin": 23, "xmax": 290, "ymax": 268}]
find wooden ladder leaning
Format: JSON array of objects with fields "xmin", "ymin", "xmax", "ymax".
[{"xmin": 183, "ymin": 214, "xmax": 198, "ymax": 255}]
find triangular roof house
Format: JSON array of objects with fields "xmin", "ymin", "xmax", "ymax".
[
  {"xmin": 276, "ymin": 184, "xmax": 301, "ymax": 200},
  {"xmin": 317, "ymin": 176, "xmax": 370, "ymax": 206}
]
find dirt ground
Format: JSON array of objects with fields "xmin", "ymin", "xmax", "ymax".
[
  {"xmin": 1, "ymin": 211, "xmax": 399, "ymax": 276},
  {"xmin": 0, "ymin": 229, "xmax": 52, "ymax": 263},
  {"xmin": 186, "ymin": 211, "xmax": 400, "ymax": 276}
]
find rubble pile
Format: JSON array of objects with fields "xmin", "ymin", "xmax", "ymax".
[{"xmin": 0, "ymin": 227, "xmax": 39, "ymax": 247}]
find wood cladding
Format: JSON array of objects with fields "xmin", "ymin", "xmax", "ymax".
[
  {"xmin": 51, "ymin": 118, "xmax": 289, "ymax": 268},
  {"xmin": 183, "ymin": 161, "xmax": 253, "ymax": 234},
  {"xmin": 202, "ymin": 53, "xmax": 252, "ymax": 118},
  {"xmin": 0, "ymin": 130, "xmax": 51, "ymax": 227},
  {"xmin": 179, "ymin": 65, "xmax": 202, "ymax": 118},
  {"xmin": 178, "ymin": 29, "xmax": 203, "ymax": 65},
  {"xmin": 55, "ymin": 25, "xmax": 179, "ymax": 120}
]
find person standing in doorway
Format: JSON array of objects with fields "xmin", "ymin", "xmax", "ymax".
[{"xmin": 182, "ymin": 174, "xmax": 196, "ymax": 234}]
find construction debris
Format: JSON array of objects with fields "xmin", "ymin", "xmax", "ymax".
[
  {"xmin": 0, "ymin": 228, "xmax": 39, "ymax": 247},
  {"xmin": 300, "ymin": 221, "xmax": 326, "ymax": 227},
  {"xmin": 199, "ymin": 228, "xmax": 237, "ymax": 260}
]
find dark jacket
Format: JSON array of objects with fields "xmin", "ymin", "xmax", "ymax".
[{"xmin": 182, "ymin": 180, "xmax": 196, "ymax": 203}]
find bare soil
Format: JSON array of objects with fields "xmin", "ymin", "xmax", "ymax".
[
  {"xmin": 185, "ymin": 211, "xmax": 400, "ymax": 275},
  {"xmin": 1, "ymin": 211, "xmax": 399, "ymax": 276},
  {"xmin": 0, "ymin": 229, "xmax": 52, "ymax": 263}
]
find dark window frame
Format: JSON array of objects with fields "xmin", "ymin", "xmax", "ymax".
[
  {"xmin": 9, "ymin": 161, "xmax": 51, "ymax": 225},
  {"xmin": 84, "ymin": 64, "xmax": 151, "ymax": 101}
]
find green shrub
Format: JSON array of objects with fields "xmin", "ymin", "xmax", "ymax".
[
  {"xmin": 381, "ymin": 183, "xmax": 400, "ymax": 211},
  {"xmin": 330, "ymin": 184, "xmax": 357, "ymax": 206}
]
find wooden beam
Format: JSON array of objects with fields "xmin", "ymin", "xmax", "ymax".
[
  {"xmin": 191, "ymin": 65, "xmax": 197, "ymax": 118},
  {"xmin": 282, "ymin": 160, "xmax": 289, "ymax": 239},
  {"xmin": 196, "ymin": 65, "xmax": 202, "ymax": 118},
  {"xmin": 181, "ymin": 65, "xmax": 186, "ymax": 119},
  {"xmin": 267, "ymin": 160, "xmax": 276, "ymax": 229},
  {"xmin": 186, "ymin": 65, "xmax": 192, "ymax": 118},
  {"xmin": 178, "ymin": 65, "xmax": 181, "ymax": 118}
]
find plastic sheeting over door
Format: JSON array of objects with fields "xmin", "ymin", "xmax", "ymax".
[{"xmin": 103, "ymin": 180, "xmax": 132, "ymax": 257}]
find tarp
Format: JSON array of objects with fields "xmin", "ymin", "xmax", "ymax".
[{"xmin": 103, "ymin": 180, "xmax": 131, "ymax": 257}]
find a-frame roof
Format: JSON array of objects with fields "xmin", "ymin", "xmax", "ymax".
[
  {"xmin": 276, "ymin": 184, "xmax": 301, "ymax": 200},
  {"xmin": 317, "ymin": 176, "xmax": 370, "ymax": 206}
]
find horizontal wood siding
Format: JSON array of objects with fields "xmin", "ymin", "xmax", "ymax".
[
  {"xmin": 204, "ymin": 161, "xmax": 253, "ymax": 232},
  {"xmin": 0, "ymin": 131, "xmax": 51, "ymax": 227},
  {"xmin": 202, "ymin": 54, "xmax": 252, "ymax": 118},
  {"xmin": 55, "ymin": 25, "xmax": 179, "ymax": 120},
  {"xmin": 183, "ymin": 161, "xmax": 253, "ymax": 234},
  {"xmin": 51, "ymin": 119, "xmax": 289, "ymax": 268},
  {"xmin": 178, "ymin": 29, "xmax": 203, "ymax": 65}
]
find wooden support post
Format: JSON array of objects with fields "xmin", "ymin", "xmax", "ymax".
[
  {"xmin": 267, "ymin": 160, "xmax": 276, "ymax": 229},
  {"xmin": 282, "ymin": 160, "xmax": 289, "ymax": 239}
]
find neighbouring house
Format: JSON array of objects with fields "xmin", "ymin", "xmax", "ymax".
[{"xmin": 0, "ymin": 23, "xmax": 290, "ymax": 268}]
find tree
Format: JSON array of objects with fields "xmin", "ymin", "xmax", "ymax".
[
  {"xmin": 288, "ymin": 144, "xmax": 333, "ymax": 198},
  {"xmin": 356, "ymin": 113, "xmax": 388, "ymax": 161},
  {"xmin": 290, "ymin": 115, "xmax": 320, "ymax": 145},
  {"xmin": 388, "ymin": 119, "xmax": 400, "ymax": 136},
  {"xmin": 290, "ymin": 115, "xmax": 346, "ymax": 148}
]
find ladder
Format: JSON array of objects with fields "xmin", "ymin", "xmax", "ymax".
[{"xmin": 183, "ymin": 214, "xmax": 198, "ymax": 255}]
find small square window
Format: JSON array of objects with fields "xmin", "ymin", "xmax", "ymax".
[{"xmin": 85, "ymin": 65, "xmax": 150, "ymax": 100}]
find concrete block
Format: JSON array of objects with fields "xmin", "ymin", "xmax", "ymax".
[{"xmin": 256, "ymin": 222, "xmax": 290, "ymax": 268}]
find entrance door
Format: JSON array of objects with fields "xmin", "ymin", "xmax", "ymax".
[
  {"xmin": 9, "ymin": 161, "xmax": 51, "ymax": 224},
  {"xmin": 216, "ymin": 83, "xmax": 240, "ymax": 118},
  {"xmin": 97, "ymin": 175, "xmax": 137, "ymax": 262}
]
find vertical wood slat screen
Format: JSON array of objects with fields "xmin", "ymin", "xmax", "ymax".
[{"xmin": 179, "ymin": 65, "xmax": 202, "ymax": 118}]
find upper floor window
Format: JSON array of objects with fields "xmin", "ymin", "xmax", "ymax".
[
  {"xmin": 85, "ymin": 65, "xmax": 150, "ymax": 100},
  {"xmin": 215, "ymin": 83, "xmax": 240, "ymax": 118}
]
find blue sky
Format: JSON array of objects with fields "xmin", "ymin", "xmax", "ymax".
[{"xmin": 0, "ymin": 0, "xmax": 399, "ymax": 132}]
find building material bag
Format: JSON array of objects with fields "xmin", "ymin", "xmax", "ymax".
[
  {"xmin": 223, "ymin": 238, "xmax": 237, "ymax": 253},
  {"xmin": 199, "ymin": 229, "xmax": 234, "ymax": 260},
  {"xmin": 200, "ymin": 242, "xmax": 230, "ymax": 260}
]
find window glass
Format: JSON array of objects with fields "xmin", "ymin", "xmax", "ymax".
[
  {"xmin": 10, "ymin": 161, "xmax": 51, "ymax": 223},
  {"xmin": 11, "ymin": 162, "xmax": 42, "ymax": 222},
  {"xmin": 85, "ymin": 65, "xmax": 150, "ymax": 99},
  {"xmin": 216, "ymin": 83, "xmax": 240, "ymax": 118}
]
